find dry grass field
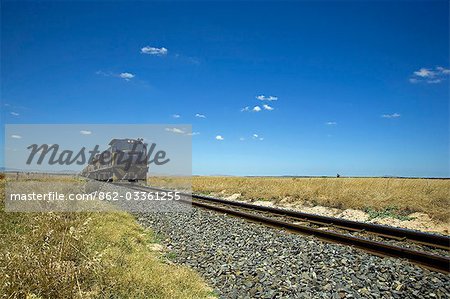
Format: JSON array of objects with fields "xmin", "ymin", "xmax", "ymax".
[
  {"xmin": 188, "ymin": 176, "xmax": 449, "ymax": 223},
  {"xmin": 0, "ymin": 176, "xmax": 214, "ymax": 299}
]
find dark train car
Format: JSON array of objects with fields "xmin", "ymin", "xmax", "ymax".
[{"xmin": 81, "ymin": 138, "xmax": 149, "ymax": 182}]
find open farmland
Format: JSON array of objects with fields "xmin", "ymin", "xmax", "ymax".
[{"xmin": 188, "ymin": 176, "xmax": 449, "ymax": 229}]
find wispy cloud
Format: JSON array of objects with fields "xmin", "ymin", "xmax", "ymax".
[
  {"xmin": 325, "ymin": 121, "xmax": 337, "ymax": 125},
  {"xmin": 239, "ymin": 137, "xmax": 245, "ymax": 141},
  {"xmin": 119, "ymin": 72, "xmax": 135, "ymax": 81},
  {"xmin": 165, "ymin": 127, "xmax": 199, "ymax": 136},
  {"xmin": 242, "ymin": 94, "xmax": 278, "ymax": 112},
  {"xmin": 256, "ymin": 95, "xmax": 278, "ymax": 101},
  {"xmin": 187, "ymin": 132, "xmax": 200, "ymax": 136},
  {"xmin": 10, "ymin": 112, "xmax": 19, "ymax": 116},
  {"xmin": 381, "ymin": 113, "xmax": 401, "ymax": 119},
  {"xmin": 96, "ymin": 70, "xmax": 135, "ymax": 81},
  {"xmin": 141, "ymin": 46, "xmax": 168, "ymax": 56},
  {"xmin": 436, "ymin": 66, "xmax": 450, "ymax": 74},
  {"xmin": 410, "ymin": 66, "xmax": 450, "ymax": 84},
  {"xmin": 165, "ymin": 127, "xmax": 185, "ymax": 134},
  {"xmin": 95, "ymin": 70, "xmax": 111, "ymax": 77},
  {"xmin": 427, "ymin": 79, "xmax": 442, "ymax": 84},
  {"xmin": 215, "ymin": 135, "xmax": 224, "ymax": 141},
  {"xmin": 252, "ymin": 134, "xmax": 264, "ymax": 141},
  {"xmin": 242, "ymin": 105, "xmax": 273, "ymax": 112},
  {"xmin": 11, "ymin": 135, "xmax": 22, "ymax": 139},
  {"xmin": 195, "ymin": 113, "xmax": 206, "ymax": 118},
  {"xmin": 172, "ymin": 114, "xmax": 181, "ymax": 119},
  {"xmin": 80, "ymin": 130, "xmax": 92, "ymax": 135},
  {"xmin": 262, "ymin": 104, "xmax": 274, "ymax": 111},
  {"xmin": 414, "ymin": 68, "xmax": 435, "ymax": 78}
]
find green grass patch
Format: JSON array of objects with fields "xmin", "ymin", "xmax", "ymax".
[
  {"xmin": 164, "ymin": 251, "xmax": 178, "ymax": 261},
  {"xmin": 365, "ymin": 206, "xmax": 415, "ymax": 221}
]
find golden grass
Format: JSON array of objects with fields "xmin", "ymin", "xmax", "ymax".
[
  {"xmin": 148, "ymin": 175, "xmax": 192, "ymax": 191},
  {"xmin": 0, "ymin": 177, "xmax": 214, "ymax": 299},
  {"xmin": 189, "ymin": 176, "xmax": 450, "ymax": 222}
]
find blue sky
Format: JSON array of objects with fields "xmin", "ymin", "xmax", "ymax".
[{"xmin": 1, "ymin": 1, "xmax": 449, "ymax": 177}]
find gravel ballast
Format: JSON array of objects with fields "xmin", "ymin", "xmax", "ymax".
[
  {"xmin": 97, "ymin": 183, "xmax": 450, "ymax": 298},
  {"xmin": 136, "ymin": 205, "xmax": 450, "ymax": 299}
]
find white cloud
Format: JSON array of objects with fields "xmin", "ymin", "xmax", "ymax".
[
  {"xmin": 172, "ymin": 114, "xmax": 181, "ymax": 118},
  {"xmin": 195, "ymin": 113, "xmax": 206, "ymax": 118},
  {"xmin": 80, "ymin": 130, "xmax": 92, "ymax": 135},
  {"xmin": 413, "ymin": 68, "xmax": 435, "ymax": 78},
  {"xmin": 141, "ymin": 46, "xmax": 168, "ymax": 56},
  {"xmin": 410, "ymin": 66, "xmax": 450, "ymax": 84},
  {"xmin": 256, "ymin": 95, "xmax": 278, "ymax": 101},
  {"xmin": 119, "ymin": 72, "xmax": 135, "ymax": 81},
  {"xmin": 11, "ymin": 134, "xmax": 22, "ymax": 139},
  {"xmin": 10, "ymin": 112, "xmax": 19, "ymax": 116},
  {"xmin": 252, "ymin": 134, "xmax": 264, "ymax": 141},
  {"xmin": 436, "ymin": 66, "xmax": 450, "ymax": 74},
  {"xmin": 427, "ymin": 79, "xmax": 442, "ymax": 84},
  {"xmin": 95, "ymin": 70, "xmax": 111, "ymax": 77},
  {"xmin": 325, "ymin": 121, "xmax": 337, "ymax": 125},
  {"xmin": 262, "ymin": 104, "xmax": 274, "ymax": 111},
  {"xmin": 239, "ymin": 137, "xmax": 245, "ymax": 141},
  {"xmin": 187, "ymin": 132, "xmax": 200, "ymax": 136},
  {"xmin": 166, "ymin": 128, "xmax": 198, "ymax": 136},
  {"xmin": 165, "ymin": 127, "xmax": 185, "ymax": 134},
  {"xmin": 243, "ymin": 103, "xmax": 274, "ymax": 113},
  {"xmin": 215, "ymin": 135, "xmax": 224, "ymax": 141},
  {"xmin": 96, "ymin": 70, "xmax": 135, "ymax": 81},
  {"xmin": 381, "ymin": 113, "xmax": 401, "ymax": 119}
]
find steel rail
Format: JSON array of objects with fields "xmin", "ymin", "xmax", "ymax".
[
  {"xmin": 123, "ymin": 183, "xmax": 450, "ymax": 250},
  {"xmin": 191, "ymin": 193, "xmax": 450, "ymax": 251},
  {"xmin": 190, "ymin": 199, "xmax": 450, "ymax": 274},
  {"xmin": 113, "ymin": 183, "xmax": 450, "ymax": 273}
]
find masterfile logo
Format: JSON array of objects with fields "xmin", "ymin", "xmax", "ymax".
[{"xmin": 4, "ymin": 124, "xmax": 192, "ymax": 212}]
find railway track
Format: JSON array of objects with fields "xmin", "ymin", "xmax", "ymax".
[{"xmin": 112, "ymin": 182, "xmax": 450, "ymax": 273}]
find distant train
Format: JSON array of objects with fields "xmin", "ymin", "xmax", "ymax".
[{"xmin": 81, "ymin": 138, "xmax": 148, "ymax": 182}]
